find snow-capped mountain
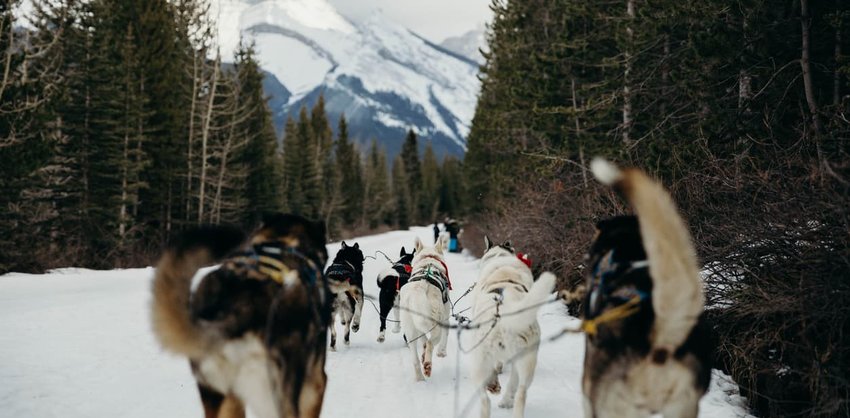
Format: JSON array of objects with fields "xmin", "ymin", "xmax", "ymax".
[
  {"xmin": 440, "ymin": 26, "xmax": 488, "ymax": 65},
  {"xmin": 213, "ymin": 0, "xmax": 480, "ymax": 158}
]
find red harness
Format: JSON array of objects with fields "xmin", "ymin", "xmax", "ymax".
[{"xmin": 517, "ymin": 252, "xmax": 532, "ymax": 268}]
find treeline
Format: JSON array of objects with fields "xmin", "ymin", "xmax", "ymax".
[
  {"xmin": 0, "ymin": 0, "xmax": 281, "ymax": 271},
  {"xmin": 0, "ymin": 0, "xmax": 467, "ymax": 273},
  {"xmin": 279, "ymin": 102, "xmax": 467, "ymax": 236},
  {"xmin": 466, "ymin": 0, "xmax": 848, "ymax": 417}
]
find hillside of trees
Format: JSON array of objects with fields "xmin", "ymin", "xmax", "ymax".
[
  {"xmin": 0, "ymin": 0, "xmax": 467, "ymax": 273},
  {"xmin": 464, "ymin": 0, "xmax": 848, "ymax": 416}
]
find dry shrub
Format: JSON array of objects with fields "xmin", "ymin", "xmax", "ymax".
[
  {"xmin": 680, "ymin": 154, "xmax": 850, "ymax": 418},
  {"xmin": 471, "ymin": 149, "xmax": 849, "ymax": 417}
]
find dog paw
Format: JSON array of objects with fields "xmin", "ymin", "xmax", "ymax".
[
  {"xmin": 437, "ymin": 349, "xmax": 447, "ymax": 358},
  {"xmin": 377, "ymin": 332, "xmax": 385, "ymax": 343},
  {"xmin": 423, "ymin": 362, "xmax": 432, "ymax": 377},
  {"xmin": 487, "ymin": 378, "xmax": 501, "ymax": 394},
  {"xmin": 352, "ymin": 323, "xmax": 360, "ymax": 333},
  {"xmin": 497, "ymin": 397, "xmax": 514, "ymax": 409}
]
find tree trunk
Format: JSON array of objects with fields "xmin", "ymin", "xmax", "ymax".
[
  {"xmin": 186, "ymin": 50, "xmax": 199, "ymax": 222},
  {"xmin": 623, "ymin": 0, "xmax": 635, "ymax": 144},
  {"xmin": 800, "ymin": 0, "xmax": 825, "ymax": 163},
  {"xmin": 834, "ymin": 20, "xmax": 842, "ymax": 106},
  {"xmin": 197, "ymin": 55, "xmax": 220, "ymax": 224}
]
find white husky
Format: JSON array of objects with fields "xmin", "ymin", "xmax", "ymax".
[
  {"xmin": 399, "ymin": 236, "xmax": 452, "ymax": 381},
  {"xmin": 470, "ymin": 237, "xmax": 556, "ymax": 418}
]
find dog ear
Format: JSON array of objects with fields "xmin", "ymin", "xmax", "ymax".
[
  {"xmin": 341, "ymin": 241, "xmax": 348, "ymax": 248},
  {"xmin": 353, "ymin": 242, "xmax": 359, "ymax": 249},
  {"xmin": 484, "ymin": 235, "xmax": 494, "ymax": 250},
  {"xmin": 400, "ymin": 247, "xmax": 407, "ymax": 257},
  {"xmin": 414, "ymin": 237, "xmax": 423, "ymax": 253}
]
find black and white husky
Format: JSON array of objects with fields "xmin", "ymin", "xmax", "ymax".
[
  {"xmin": 400, "ymin": 236, "xmax": 452, "ymax": 381},
  {"xmin": 470, "ymin": 237, "xmax": 556, "ymax": 418},
  {"xmin": 582, "ymin": 158, "xmax": 711, "ymax": 418},
  {"xmin": 324, "ymin": 241, "xmax": 365, "ymax": 350},
  {"xmin": 375, "ymin": 247, "xmax": 415, "ymax": 343}
]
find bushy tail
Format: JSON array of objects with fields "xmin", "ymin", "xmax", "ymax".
[
  {"xmin": 151, "ymin": 226, "xmax": 245, "ymax": 359},
  {"xmin": 499, "ymin": 272, "xmax": 557, "ymax": 332},
  {"xmin": 591, "ymin": 158, "xmax": 703, "ymax": 352}
]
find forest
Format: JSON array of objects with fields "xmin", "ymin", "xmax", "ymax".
[
  {"xmin": 0, "ymin": 0, "xmax": 466, "ymax": 272},
  {"xmin": 464, "ymin": 0, "xmax": 849, "ymax": 416}
]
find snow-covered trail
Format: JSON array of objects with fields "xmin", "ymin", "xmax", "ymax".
[{"xmin": 0, "ymin": 227, "xmax": 751, "ymax": 418}]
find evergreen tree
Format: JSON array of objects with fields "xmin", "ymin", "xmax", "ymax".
[
  {"xmin": 297, "ymin": 106, "xmax": 322, "ymax": 219},
  {"xmin": 391, "ymin": 155, "xmax": 410, "ymax": 230},
  {"xmin": 420, "ymin": 142, "xmax": 440, "ymax": 222},
  {"xmin": 335, "ymin": 116, "xmax": 363, "ymax": 226},
  {"xmin": 281, "ymin": 116, "xmax": 302, "ymax": 214},
  {"xmin": 235, "ymin": 42, "xmax": 283, "ymax": 225},
  {"xmin": 362, "ymin": 139, "xmax": 391, "ymax": 229},
  {"xmin": 400, "ymin": 129, "xmax": 421, "ymax": 223}
]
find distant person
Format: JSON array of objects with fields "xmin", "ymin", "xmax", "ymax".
[
  {"xmin": 433, "ymin": 222, "xmax": 441, "ymax": 244},
  {"xmin": 445, "ymin": 218, "xmax": 462, "ymax": 253}
]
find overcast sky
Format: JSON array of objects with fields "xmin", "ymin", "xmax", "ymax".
[{"xmin": 328, "ymin": 0, "xmax": 491, "ymax": 42}]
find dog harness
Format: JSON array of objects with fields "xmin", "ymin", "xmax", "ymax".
[
  {"xmin": 225, "ymin": 242, "xmax": 321, "ymax": 286},
  {"xmin": 583, "ymin": 249, "xmax": 650, "ymax": 336},
  {"xmin": 325, "ymin": 260, "xmax": 358, "ymax": 284},
  {"xmin": 390, "ymin": 262, "xmax": 413, "ymax": 291},
  {"xmin": 409, "ymin": 261, "xmax": 450, "ymax": 303}
]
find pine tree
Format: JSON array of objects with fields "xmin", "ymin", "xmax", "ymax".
[
  {"xmin": 363, "ymin": 139, "xmax": 392, "ymax": 229},
  {"xmin": 297, "ymin": 106, "xmax": 322, "ymax": 219},
  {"xmin": 400, "ymin": 129, "xmax": 421, "ymax": 223},
  {"xmin": 281, "ymin": 116, "xmax": 302, "ymax": 214},
  {"xmin": 235, "ymin": 41, "xmax": 283, "ymax": 225},
  {"xmin": 391, "ymin": 155, "xmax": 410, "ymax": 230},
  {"xmin": 335, "ymin": 115, "xmax": 363, "ymax": 226},
  {"xmin": 420, "ymin": 142, "xmax": 440, "ymax": 222}
]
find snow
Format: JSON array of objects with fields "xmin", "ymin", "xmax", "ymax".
[{"xmin": 0, "ymin": 226, "xmax": 752, "ymax": 418}]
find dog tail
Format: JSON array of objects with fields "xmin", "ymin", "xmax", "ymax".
[
  {"xmin": 151, "ymin": 226, "xmax": 245, "ymax": 359},
  {"xmin": 500, "ymin": 272, "xmax": 557, "ymax": 332},
  {"xmin": 591, "ymin": 158, "xmax": 703, "ymax": 354}
]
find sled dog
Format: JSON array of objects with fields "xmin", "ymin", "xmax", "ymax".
[
  {"xmin": 324, "ymin": 241, "xmax": 365, "ymax": 350},
  {"xmin": 582, "ymin": 159, "xmax": 712, "ymax": 418},
  {"xmin": 151, "ymin": 213, "xmax": 331, "ymax": 418},
  {"xmin": 375, "ymin": 246, "xmax": 415, "ymax": 343},
  {"xmin": 399, "ymin": 236, "xmax": 452, "ymax": 381},
  {"xmin": 470, "ymin": 237, "xmax": 556, "ymax": 418}
]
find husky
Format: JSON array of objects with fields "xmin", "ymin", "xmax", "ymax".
[
  {"xmin": 470, "ymin": 237, "xmax": 556, "ymax": 418},
  {"xmin": 582, "ymin": 158, "xmax": 712, "ymax": 418},
  {"xmin": 399, "ymin": 236, "xmax": 452, "ymax": 381},
  {"xmin": 375, "ymin": 246, "xmax": 415, "ymax": 343},
  {"xmin": 324, "ymin": 241, "xmax": 365, "ymax": 350},
  {"xmin": 150, "ymin": 213, "xmax": 331, "ymax": 418}
]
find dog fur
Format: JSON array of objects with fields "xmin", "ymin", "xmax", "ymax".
[
  {"xmin": 399, "ymin": 236, "xmax": 452, "ymax": 381},
  {"xmin": 151, "ymin": 213, "xmax": 331, "ymax": 418},
  {"xmin": 324, "ymin": 241, "xmax": 365, "ymax": 350},
  {"xmin": 581, "ymin": 159, "xmax": 712, "ymax": 418},
  {"xmin": 375, "ymin": 247, "xmax": 415, "ymax": 343},
  {"xmin": 471, "ymin": 237, "xmax": 556, "ymax": 418}
]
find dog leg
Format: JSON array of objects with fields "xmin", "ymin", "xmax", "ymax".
[
  {"xmin": 422, "ymin": 339, "xmax": 434, "ymax": 378},
  {"xmin": 498, "ymin": 366, "xmax": 518, "ymax": 408},
  {"xmin": 391, "ymin": 295, "xmax": 401, "ymax": 333},
  {"xmin": 436, "ymin": 303, "xmax": 450, "ymax": 357},
  {"xmin": 219, "ymin": 394, "xmax": 245, "ymax": 418},
  {"xmin": 198, "ymin": 384, "xmax": 224, "ymax": 418},
  {"xmin": 298, "ymin": 362, "xmax": 327, "ymax": 418},
  {"xmin": 378, "ymin": 292, "xmax": 393, "ymax": 343},
  {"xmin": 343, "ymin": 303, "xmax": 353, "ymax": 346},
  {"xmin": 509, "ymin": 351, "xmax": 538, "ymax": 418},
  {"xmin": 351, "ymin": 289, "xmax": 364, "ymax": 333},
  {"xmin": 329, "ymin": 311, "xmax": 337, "ymax": 351},
  {"xmin": 472, "ymin": 364, "xmax": 493, "ymax": 418},
  {"xmin": 408, "ymin": 336, "xmax": 425, "ymax": 381}
]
